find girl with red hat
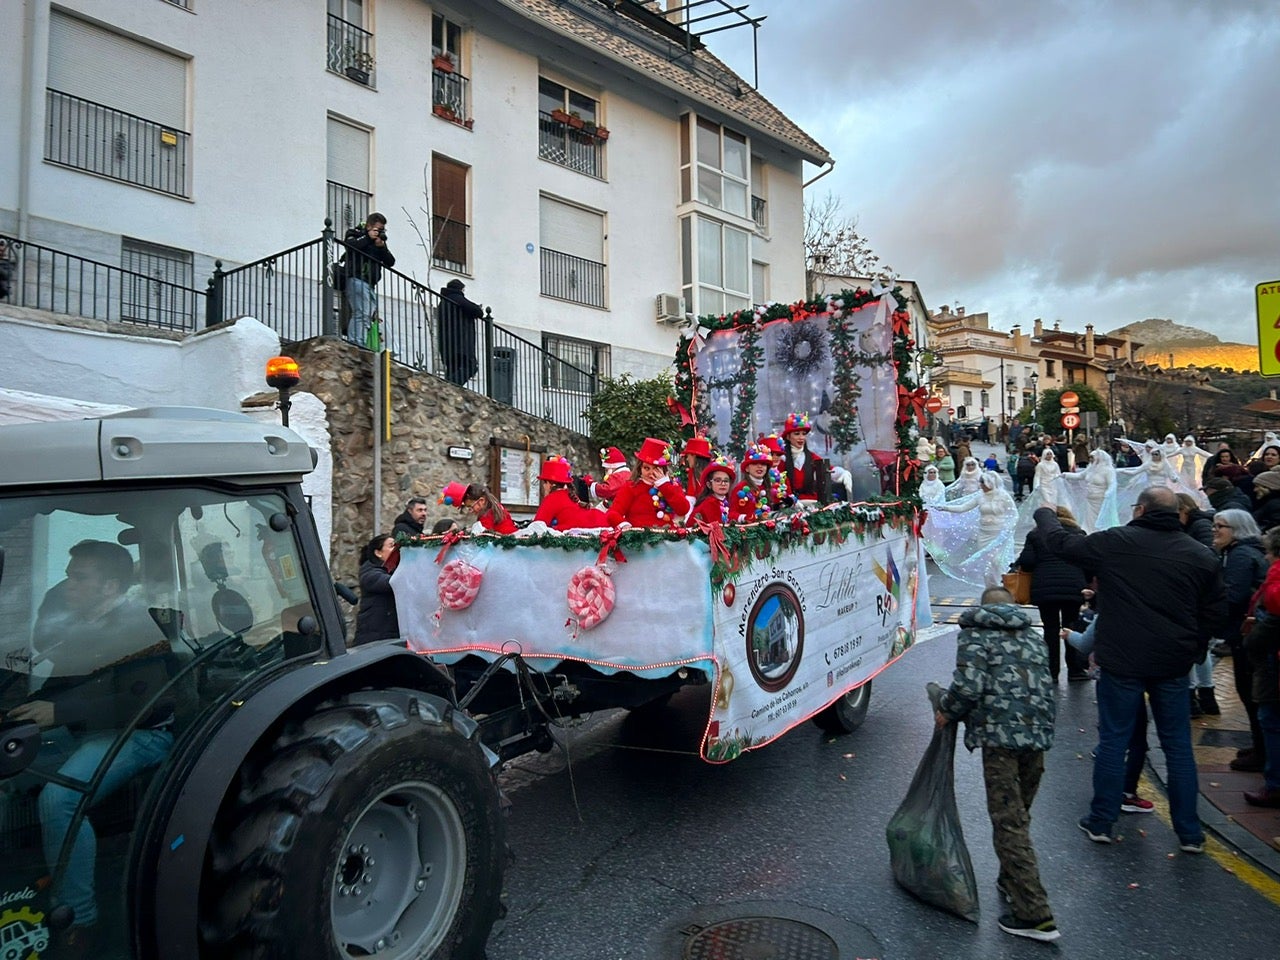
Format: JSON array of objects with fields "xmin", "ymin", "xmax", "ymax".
[
  {"xmin": 441, "ymin": 481, "xmax": 518, "ymax": 534},
  {"xmin": 605, "ymin": 438, "xmax": 688, "ymax": 528},
  {"xmin": 781, "ymin": 412, "xmax": 832, "ymax": 503},
  {"xmin": 689, "ymin": 456, "xmax": 737, "ymax": 525},
  {"xmin": 588, "ymin": 446, "xmax": 631, "ymax": 503},
  {"xmin": 534, "ymin": 457, "xmax": 610, "ymax": 529},
  {"xmin": 680, "ymin": 436, "xmax": 713, "ymax": 493},
  {"xmin": 729, "ymin": 444, "xmax": 782, "ymax": 522}
]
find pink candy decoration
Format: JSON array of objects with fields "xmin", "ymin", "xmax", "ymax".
[
  {"xmin": 437, "ymin": 559, "xmax": 483, "ymax": 610},
  {"xmin": 566, "ymin": 565, "xmax": 616, "ymax": 631}
]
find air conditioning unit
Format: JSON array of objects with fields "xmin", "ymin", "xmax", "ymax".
[{"xmin": 655, "ymin": 293, "xmax": 686, "ymax": 324}]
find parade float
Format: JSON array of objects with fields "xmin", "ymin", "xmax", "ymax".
[{"xmin": 394, "ymin": 287, "xmax": 932, "ymax": 762}]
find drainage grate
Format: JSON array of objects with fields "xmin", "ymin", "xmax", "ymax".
[{"xmin": 683, "ymin": 916, "xmax": 840, "ymax": 960}]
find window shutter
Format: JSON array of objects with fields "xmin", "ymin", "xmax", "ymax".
[
  {"xmin": 48, "ymin": 11, "xmax": 187, "ymax": 128},
  {"xmin": 539, "ymin": 197, "xmax": 603, "ymax": 263},
  {"xmin": 326, "ymin": 118, "xmax": 370, "ymax": 189},
  {"xmin": 432, "ymin": 156, "xmax": 468, "ymax": 223}
]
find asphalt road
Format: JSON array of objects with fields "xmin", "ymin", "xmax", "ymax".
[{"xmin": 485, "ymin": 565, "xmax": 1280, "ymax": 960}]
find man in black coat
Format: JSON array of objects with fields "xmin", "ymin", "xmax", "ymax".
[
  {"xmin": 438, "ymin": 279, "xmax": 484, "ymax": 386},
  {"xmin": 1033, "ymin": 486, "xmax": 1225, "ymax": 851},
  {"xmin": 392, "ymin": 497, "xmax": 428, "ymax": 538},
  {"xmin": 342, "ymin": 213, "xmax": 395, "ymax": 347}
]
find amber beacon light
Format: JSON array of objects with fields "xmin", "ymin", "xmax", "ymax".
[{"xmin": 265, "ymin": 355, "xmax": 301, "ymax": 426}]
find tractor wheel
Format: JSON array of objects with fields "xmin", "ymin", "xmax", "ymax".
[
  {"xmin": 202, "ymin": 690, "xmax": 504, "ymax": 959},
  {"xmin": 812, "ymin": 680, "xmax": 872, "ymax": 735}
]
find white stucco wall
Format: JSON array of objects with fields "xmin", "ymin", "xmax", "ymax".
[{"xmin": 0, "ymin": 0, "xmax": 816, "ymax": 381}]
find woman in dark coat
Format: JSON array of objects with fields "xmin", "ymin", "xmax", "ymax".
[
  {"xmin": 1213, "ymin": 510, "xmax": 1268, "ymax": 769},
  {"xmin": 354, "ymin": 532, "xmax": 400, "ymax": 645},
  {"xmin": 1251, "ymin": 470, "xmax": 1280, "ymax": 532},
  {"xmin": 1016, "ymin": 505, "xmax": 1090, "ymax": 682}
]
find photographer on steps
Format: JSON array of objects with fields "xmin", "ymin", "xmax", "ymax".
[{"xmin": 342, "ymin": 213, "xmax": 395, "ymax": 347}]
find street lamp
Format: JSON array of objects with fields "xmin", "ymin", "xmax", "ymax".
[
  {"xmin": 1006, "ymin": 376, "xmax": 1016, "ymax": 422},
  {"xmin": 1183, "ymin": 388, "xmax": 1192, "ymax": 435},
  {"xmin": 1105, "ymin": 367, "xmax": 1117, "ymax": 436},
  {"xmin": 1029, "ymin": 371, "xmax": 1039, "ymax": 426},
  {"xmin": 265, "ymin": 355, "xmax": 301, "ymax": 427}
]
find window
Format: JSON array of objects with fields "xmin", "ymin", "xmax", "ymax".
[
  {"xmin": 751, "ymin": 261, "xmax": 769, "ymax": 305},
  {"xmin": 326, "ymin": 117, "xmax": 371, "ymax": 233},
  {"xmin": 1044, "ymin": 359, "xmax": 1056, "ymax": 377},
  {"xmin": 963, "ymin": 391, "xmax": 973, "ymax": 408},
  {"xmin": 44, "ymin": 12, "xmax": 190, "ymax": 197},
  {"xmin": 121, "ymin": 237, "xmax": 195, "ymax": 327},
  {"xmin": 539, "ymin": 197, "xmax": 605, "ymax": 308},
  {"xmin": 431, "ymin": 155, "xmax": 469, "ymax": 272},
  {"xmin": 750, "ymin": 156, "xmax": 767, "ymax": 231},
  {"xmin": 430, "ymin": 13, "xmax": 468, "ymax": 122},
  {"xmin": 542, "ymin": 334, "xmax": 609, "ymax": 394},
  {"xmin": 683, "ymin": 117, "xmax": 748, "ymax": 218},
  {"xmin": 537, "ymin": 78, "xmax": 603, "ymax": 178},
  {"xmin": 681, "ymin": 215, "xmax": 750, "ymax": 316},
  {"xmin": 327, "ymin": 0, "xmax": 375, "ymax": 86}
]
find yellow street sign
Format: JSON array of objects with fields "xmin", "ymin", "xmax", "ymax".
[{"xmin": 1259, "ymin": 281, "xmax": 1280, "ymax": 376}]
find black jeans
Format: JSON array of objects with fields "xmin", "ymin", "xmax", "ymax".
[{"xmin": 1038, "ymin": 600, "xmax": 1088, "ymax": 681}]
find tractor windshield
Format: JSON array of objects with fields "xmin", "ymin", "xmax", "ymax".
[{"xmin": 0, "ymin": 484, "xmax": 324, "ymax": 956}]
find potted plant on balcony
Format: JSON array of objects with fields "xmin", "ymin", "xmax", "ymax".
[
  {"xmin": 432, "ymin": 50, "xmax": 455, "ymax": 73},
  {"xmin": 567, "ymin": 111, "xmax": 585, "ymax": 130},
  {"xmin": 550, "ymin": 108, "xmax": 572, "ymax": 125},
  {"xmin": 343, "ymin": 44, "xmax": 375, "ymax": 84},
  {"xmin": 432, "ymin": 99, "xmax": 457, "ymax": 121}
]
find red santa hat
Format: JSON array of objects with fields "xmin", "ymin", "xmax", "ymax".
[
  {"xmin": 759, "ymin": 434, "xmax": 785, "ymax": 457},
  {"xmin": 635, "ymin": 437, "xmax": 673, "ymax": 466},
  {"xmin": 699, "ymin": 456, "xmax": 737, "ymax": 488},
  {"xmin": 681, "ymin": 436, "xmax": 713, "ymax": 459},
  {"xmin": 782, "ymin": 412, "xmax": 812, "ymax": 434},
  {"xmin": 741, "ymin": 444, "xmax": 771, "ymax": 467},
  {"xmin": 599, "ymin": 446, "xmax": 628, "ymax": 469},
  {"xmin": 538, "ymin": 456, "xmax": 573, "ymax": 484},
  {"xmin": 439, "ymin": 481, "xmax": 469, "ymax": 506}
]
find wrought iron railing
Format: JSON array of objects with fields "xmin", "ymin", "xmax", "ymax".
[
  {"xmin": 44, "ymin": 89, "xmax": 190, "ymax": 198},
  {"xmin": 326, "ymin": 14, "xmax": 376, "ymax": 86},
  {"xmin": 751, "ymin": 194, "xmax": 767, "ymax": 231},
  {"xmin": 432, "ymin": 68, "xmax": 469, "ymax": 122},
  {"xmin": 540, "ymin": 248, "xmax": 606, "ymax": 308},
  {"xmin": 205, "ymin": 223, "xmax": 597, "ymax": 431},
  {"xmin": 327, "ymin": 181, "xmax": 373, "ymax": 235},
  {"xmin": 430, "ymin": 216, "xmax": 469, "ymax": 272},
  {"xmin": 537, "ymin": 111, "xmax": 603, "ymax": 178},
  {"xmin": 0, "ymin": 233, "xmax": 202, "ymax": 330}
]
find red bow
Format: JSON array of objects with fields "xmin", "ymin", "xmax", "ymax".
[
  {"xmin": 897, "ymin": 385, "xmax": 929, "ymax": 427},
  {"xmin": 434, "ymin": 529, "xmax": 463, "ymax": 563},
  {"xmin": 693, "ymin": 517, "xmax": 738, "ymax": 571},
  {"xmin": 892, "ymin": 309, "xmax": 912, "ymax": 336},
  {"xmin": 596, "ymin": 528, "xmax": 628, "ymax": 565},
  {"xmin": 667, "ymin": 395, "xmax": 695, "ymax": 427}
]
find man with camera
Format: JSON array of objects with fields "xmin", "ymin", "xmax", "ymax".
[{"xmin": 342, "ymin": 212, "xmax": 395, "ymax": 347}]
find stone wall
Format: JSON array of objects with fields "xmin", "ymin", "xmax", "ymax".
[{"xmin": 290, "ymin": 338, "xmax": 598, "ymax": 585}]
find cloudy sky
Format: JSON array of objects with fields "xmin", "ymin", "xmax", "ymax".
[{"xmin": 710, "ymin": 0, "xmax": 1278, "ymax": 344}]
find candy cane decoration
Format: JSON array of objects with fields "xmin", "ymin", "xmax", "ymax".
[
  {"xmin": 437, "ymin": 559, "xmax": 483, "ymax": 611},
  {"xmin": 566, "ymin": 565, "xmax": 615, "ymax": 634}
]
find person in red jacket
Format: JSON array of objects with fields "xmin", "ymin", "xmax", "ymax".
[
  {"xmin": 730, "ymin": 444, "xmax": 778, "ymax": 522},
  {"xmin": 588, "ymin": 446, "xmax": 631, "ymax": 503},
  {"xmin": 534, "ymin": 457, "xmax": 610, "ymax": 530},
  {"xmin": 440, "ymin": 481, "xmax": 517, "ymax": 534},
  {"xmin": 680, "ymin": 436, "xmax": 713, "ymax": 492},
  {"xmin": 689, "ymin": 456, "xmax": 736, "ymax": 525},
  {"xmin": 781, "ymin": 412, "xmax": 832, "ymax": 503},
  {"xmin": 605, "ymin": 438, "xmax": 687, "ymax": 528}
]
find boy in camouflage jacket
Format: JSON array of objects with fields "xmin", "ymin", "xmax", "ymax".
[{"xmin": 934, "ymin": 586, "xmax": 1059, "ymax": 941}]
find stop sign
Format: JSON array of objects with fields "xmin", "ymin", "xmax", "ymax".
[
  {"xmin": 1060, "ymin": 391, "xmax": 1079, "ymax": 407},
  {"xmin": 947, "ymin": 407, "xmax": 956, "ymax": 416},
  {"xmin": 926, "ymin": 396, "xmax": 943, "ymax": 413},
  {"xmin": 1061, "ymin": 412, "xmax": 1081, "ymax": 429}
]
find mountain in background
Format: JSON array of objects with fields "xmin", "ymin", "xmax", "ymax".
[{"xmin": 1107, "ymin": 318, "xmax": 1258, "ymax": 372}]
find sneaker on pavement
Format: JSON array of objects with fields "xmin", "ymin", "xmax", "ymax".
[
  {"xmin": 998, "ymin": 914, "xmax": 1061, "ymax": 942},
  {"xmin": 1078, "ymin": 818, "xmax": 1113, "ymax": 844},
  {"xmin": 1230, "ymin": 755, "xmax": 1265, "ymax": 772},
  {"xmin": 1179, "ymin": 838, "xmax": 1205, "ymax": 854},
  {"xmin": 1121, "ymin": 793, "xmax": 1155, "ymax": 814}
]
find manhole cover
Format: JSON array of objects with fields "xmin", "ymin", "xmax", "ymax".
[{"xmin": 683, "ymin": 916, "xmax": 839, "ymax": 960}]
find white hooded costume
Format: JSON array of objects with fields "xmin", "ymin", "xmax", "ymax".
[
  {"xmin": 1032, "ymin": 448, "xmax": 1063, "ymax": 508},
  {"xmin": 1173, "ymin": 436, "xmax": 1213, "ymax": 490},
  {"xmin": 923, "ymin": 470, "xmax": 1017, "ymax": 588},
  {"xmin": 1060, "ymin": 448, "xmax": 1119, "ymax": 532},
  {"xmin": 918, "ymin": 465, "xmax": 946, "ymax": 504},
  {"xmin": 947, "ymin": 456, "xmax": 983, "ymax": 500}
]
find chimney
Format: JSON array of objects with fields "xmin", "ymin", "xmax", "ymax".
[
  {"xmin": 1033, "ymin": 318, "xmax": 1043, "ymax": 337},
  {"xmin": 1085, "ymin": 323, "xmax": 1095, "ymax": 357},
  {"xmin": 1053, "ymin": 321, "xmax": 1060, "ymax": 332},
  {"xmin": 957, "ymin": 306, "xmax": 965, "ymax": 317},
  {"xmin": 664, "ymin": 0, "xmax": 685, "ymax": 26},
  {"xmin": 939, "ymin": 305, "xmax": 951, "ymax": 316},
  {"xmin": 1168, "ymin": 352, "xmax": 1175, "ymax": 368}
]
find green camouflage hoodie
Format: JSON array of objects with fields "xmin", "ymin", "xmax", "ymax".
[{"xmin": 937, "ymin": 603, "xmax": 1056, "ymax": 752}]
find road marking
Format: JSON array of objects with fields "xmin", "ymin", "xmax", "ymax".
[{"xmin": 1139, "ymin": 773, "xmax": 1280, "ymax": 906}]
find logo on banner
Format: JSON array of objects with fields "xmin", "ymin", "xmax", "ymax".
[{"xmin": 744, "ymin": 580, "xmax": 805, "ymax": 692}]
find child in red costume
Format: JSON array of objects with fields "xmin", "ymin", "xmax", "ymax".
[
  {"xmin": 588, "ymin": 446, "xmax": 631, "ymax": 503},
  {"xmin": 534, "ymin": 457, "xmax": 610, "ymax": 529},
  {"xmin": 689, "ymin": 456, "xmax": 736, "ymax": 525},
  {"xmin": 680, "ymin": 436, "xmax": 713, "ymax": 493},
  {"xmin": 781, "ymin": 412, "xmax": 832, "ymax": 503},
  {"xmin": 441, "ymin": 481, "xmax": 518, "ymax": 534},
  {"xmin": 605, "ymin": 438, "xmax": 688, "ymax": 528},
  {"xmin": 730, "ymin": 444, "xmax": 780, "ymax": 522}
]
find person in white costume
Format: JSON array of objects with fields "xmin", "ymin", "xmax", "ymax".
[
  {"xmin": 919, "ymin": 464, "xmax": 947, "ymax": 504},
  {"xmin": 1059, "ymin": 449, "xmax": 1119, "ymax": 532},
  {"xmin": 1173, "ymin": 436, "xmax": 1213, "ymax": 490},
  {"xmin": 924, "ymin": 471, "xmax": 1018, "ymax": 588},
  {"xmin": 948, "ymin": 456, "xmax": 983, "ymax": 500},
  {"xmin": 1033, "ymin": 448, "xmax": 1063, "ymax": 508}
]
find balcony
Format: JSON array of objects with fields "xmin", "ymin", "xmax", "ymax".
[
  {"xmin": 431, "ymin": 68, "xmax": 470, "ymax": 125},
  {"xmin": 327, "ymin": 180, "xmax": 373, "ymax": 235},
  {"xmin": 537, "ymin": 111, "xmax": 603, "ymax": 178},
  {"xmin": 751, "ymin": 194, "xmax": 767, "ymax": 231},
  {"xmin": 540, "ymin": 248, "xmax": 606, "ymax": 308},
  {"xmin": 431, "ymin": 215, "xmax": 469, "ymax": 273},
  {"xmin": 44, "ymin": 89, "xmax": 190, "ymax": 198},
  {"xmin": 326, "ymin": 14, "xmax": 376, "ymax": 87}
]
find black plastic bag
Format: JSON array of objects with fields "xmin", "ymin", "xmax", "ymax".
[{"xmin": 885, "ymin": 686, "xmax": 980, "ymax": 923}]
